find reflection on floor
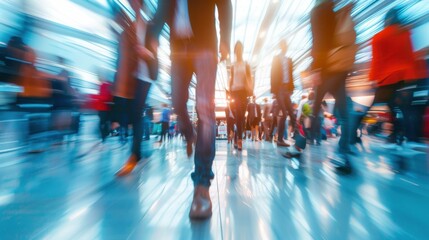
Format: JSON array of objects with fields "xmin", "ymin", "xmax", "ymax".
[{"xmin": 0, "ymin": 135, "xmax": 428, "ymax": 240}]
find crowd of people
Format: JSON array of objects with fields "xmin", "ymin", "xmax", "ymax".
[{"xmin": 0, "ymin": 0, "xmax": 427, "ymax": 222}]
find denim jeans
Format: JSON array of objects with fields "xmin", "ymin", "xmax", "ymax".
[
  {"xmin": 171, "ymin": 49, "xmax": 217, "ymax": 187},
  {"xmin": 312, "ymin": 71, "xmax": 350, "ymax": 152}
]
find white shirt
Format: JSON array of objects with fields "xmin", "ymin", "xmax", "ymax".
[
  {"xmin": 136, "ymin": 17, "xmax": 151, "ymax": 83},
  {"xmin": 231, "ymin": 61, "xmax": 247, "ymax": 91},
  {"xmin": 174, "ymin": 0, "xmax": 193, "ymax": 38},
  {"xmin": 282, "ymin": 56, "xmax": 290, "ymax": 84}
]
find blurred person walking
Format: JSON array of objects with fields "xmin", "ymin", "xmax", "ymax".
[
  {"xmin": 96, "ymin": 79, "xmax": 113, "ymax": 142},
  {"xmin": 270, "ymin": 40, "xmax": 296, "ymax": 148},
  {"xmin": 269, "ymin": 98, "xmax": 281, "ymax": 142},
  {"xmin": 111, "ymin": 7, "xmax": 138, "ymax": 145},
  {"xmin": 150, "ymin": 0, "xmax": 232, "ymax": 219},
  {"xmin": 115, "ymin": 0, "xmax": 157, "ymax": 177},
  {"xmin": 143, "ymin": 105, "xmax": 153, "ymax": 140},
  {"xmin": 229, "ymin": 41, "xmax": 253, "ymax": 149},
  {"xmin": 310, "ymin": 1, "xmax": 357, "ymax": 172},
  {"xmin": 247, "ymin": 96, "xmax": 261, "ymax": 141},
  {"xmin": 262, "ymin": 98, "xmax": 272, "ymax": 141},
  {"xmin": 159, "ymin": 103, "xmax": 171, "ymax": 143},
  {"xmin": 355, "ymin": 8, "xmax": 425, "ymax": 146}
]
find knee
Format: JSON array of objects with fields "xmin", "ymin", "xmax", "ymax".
[{"xmin": 196, "ymin": 101, "xmax": 215, "ymax": 121}]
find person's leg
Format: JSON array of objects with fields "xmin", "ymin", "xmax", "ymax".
[
  {"xmin": 263, "ymin": 119, "xmax": 271, "ymax": 141},
  {"xmin": 116, "ymin": 81, "xmax": 151, "ymax": 177},
  {"xmin": 191, "ymin": 50, "xmax": 217, "ymax": 187},
  {"xmin": 98, "ymin": 111, "xmax": 104, "ymax": 140},
  {"xmin": 114, "ymin": 97, "xmax": 129, "ymax": 143},
  {"xmin": 160, "ymin": 122, "xmax": 167, "ymax": 142},
  {"xmin": 143, "ymin": 117, "xmax": 150, "ymax": 140},
  {"xmin": 372, "ymin": 84, "xmax": 397, "ymax": 143},
  {"xmin": 284, "ymin": 118, "xmax": 289, "ymax": 139},
  {"xmin": 188, "ymin": 50, "xmax": 217, "ymax": 220},
  {"xmin": 130, "ymin": 80, "xmax": 151, "ymax": 159},
  {"xmin": 98, "ymin": 111, "xmax": 106, "ymax": 141},
  {"xmin": 171, "ymin": 53, "xmax": 194, "ymax": 154},
  {"xmin": 311, "ymin": 82, "xmax": 328, "ymax": 145},
  {"xmin": 270, "ymin": 115, "xmax": 277, "ymax": 139},
  {"xmin": 255, "ymin": 123, "xmax": 260, "ymax": 141},
  {"xmin": 329, "ymin": 72, "xmax": 350, "ymax": 153},
  {"xmin": 226, "ymin": 118, "xmax": 232, "ymax": 143},
  {"xmin": 276, "ymin": 88, "xmax": 289, "ymax": 144},
  {"xmin": 233, "ymin": 91, "xmax": 247, "ymax": 149}
]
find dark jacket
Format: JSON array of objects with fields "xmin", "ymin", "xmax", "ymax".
[
  {"xmin": 247, "ymin": 103, "xmax": 261, "ymax": 121},
  {"xmin": 150, "ymin": 0, "xmax": 232, "ymax": 53},
  {"xmin": 310, "ymin": 2, "xmax": 336, "ymax": 70},
  {"xmin": 271, "ymin": 99, "xmax": 280, "ymax": 117},
  {"xmin": 270, "ymin": 55, "xmax": 294, "ymax": 94}
]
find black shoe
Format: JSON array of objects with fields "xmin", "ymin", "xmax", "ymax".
[
  {"xmin": 335, "ymin": 161, "xmax": 352, "ymax": 174},
  {"xmin": 330, "ymin": 153, "xmax": 352, "ymax": 174},
  {"xmin": 282, "ymin": 147, "xmax": 302, "ymax": 159},
  {"xmin": 277, "ymin": 141, "xmax": 290, "ymax": 147}
]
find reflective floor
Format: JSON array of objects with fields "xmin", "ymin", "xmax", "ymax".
[{"xmin": 0, "ymin": 128, "xmax": 429, "ymax": 239}]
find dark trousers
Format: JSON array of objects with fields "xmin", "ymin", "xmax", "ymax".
[
  {"xmin": 131, "ymin": 80, "xmax": 151, "ymax": 160},
  {"xmin": 312, "ymin": 72, "xmax": 350, "ymax": 152},
  {"xmin": 277, "ymin": 87, "xmax": 296, "ymax": 141},
  {"xmin": 231, "ymin": 89, "xmax": 248, "ymax": 140},
  {"xmin": 98, "ymin": 111, "xmax": 110, "ymax": 141},
  {"xmin": 171, "ymin": 49, "xmax": 217, "ymax": 187},
  {"xmin": 226, "ymin": 117, "xmax": 235, "ymax": 139},
  {"xmin": 351, "ymin": 82, "xmax": 407, "ymax": 143},
  {"xmin": 113, "ymin": 96, "xmax": 133, "ymax": 141},
  {"xmin": 270, "ymin": 115, "xmax": 278, "ymax": 137},
  {"xmin": 160, "ymin": 122, "xmax": 169, "ymax": 142},
  {"xmin": 263, "ymin": 119, "xmax": 272, "ymax": 140},
  {"xmin": 143, "ymin": 117, "xmax": 151, "ymax": 140}
]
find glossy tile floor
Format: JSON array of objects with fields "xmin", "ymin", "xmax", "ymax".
[{"xmin": 0, "ymin": 129, "xmax": 429, "ymax": 239}]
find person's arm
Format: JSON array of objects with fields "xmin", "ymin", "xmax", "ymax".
[
  {"xmin": 270, "ymin": 56, "xmax": 277, "ymax": 94},
  {"xmin": 229, "ymin": 65, "xmax": 234, "ymax": 91},
  {"xmin": 245, "ymin": 62, "xmax": 253, "ymax": 96},
  {"xmin": 288, "ymin": 58, "xmax": 294, "ymax": 93},
  {"xmin": 216, "ymin": 0, "xmax": 232, "ymax": 60},
  {"xmin": 148, "ymin": 0, "xmax": 171, "ymax": 42}
]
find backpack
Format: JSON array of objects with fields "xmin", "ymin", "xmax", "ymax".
[{"xmin": 327, "ymin": 6, "xmax": 358, "ymax": 73}]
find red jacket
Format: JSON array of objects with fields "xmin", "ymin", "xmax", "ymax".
[
  {"xmin": 94, "ymin": 82, "xmax": 112, "ymax": 111},
  {"xmin": 369, "ymin": 25, "xmax": 422, "ymax": 87}
]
